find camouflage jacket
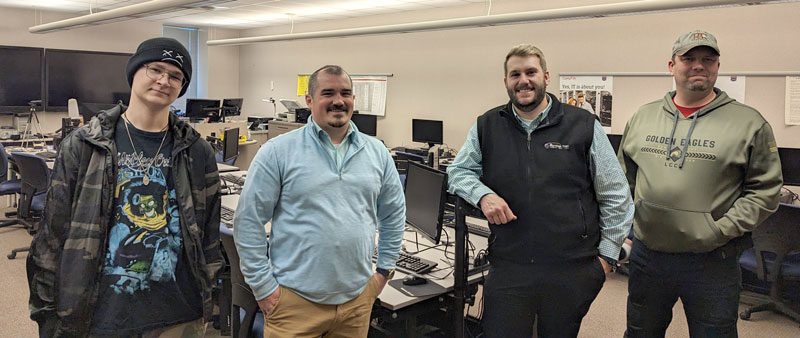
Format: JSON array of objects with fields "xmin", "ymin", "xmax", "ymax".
[{"xmin": 27, "ymin": 105, "xmax": 222, "ymax": 337}]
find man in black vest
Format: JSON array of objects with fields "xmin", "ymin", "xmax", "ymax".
[{"xmin": 447, "ymin": 44, "xmax": 633, "ymax": 338}]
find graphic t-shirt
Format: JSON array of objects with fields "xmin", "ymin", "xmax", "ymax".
[{"xmin": 91, "ymin": 116, "xmax": 201, "ymax": 336}]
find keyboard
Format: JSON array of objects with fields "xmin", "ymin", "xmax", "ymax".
[
  {"xmin": 221, "ymin": 206, "xmax": 235, "ymax": 228},
  {"xmin": 442, "ymin": 211, "xmax": 492, "ymax": 237},
  {"xmin": 373, "ymin": 249, "xmax": 438, "ymax": 275},
  {"xmin": 221, "ymin": 174, "xmax": 246, "ymax": 186}
]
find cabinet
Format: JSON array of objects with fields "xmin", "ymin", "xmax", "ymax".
[{"xmin": 267, "ymin": 121, "xmax": 304, "ymax": 140}]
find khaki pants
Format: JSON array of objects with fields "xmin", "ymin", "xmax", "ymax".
[{"xmin": 264, "ymin": 277, "xmax": 380, "ymax": 338}]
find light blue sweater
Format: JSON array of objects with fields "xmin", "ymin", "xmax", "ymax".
[{"xmin": 233, "ymin": 118, "xmax": 406, "ymax": 304}]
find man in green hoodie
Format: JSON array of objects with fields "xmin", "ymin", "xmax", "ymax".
[{"xmin": 619, "ymin": 30, "xmax": 783, "ymax": 338}]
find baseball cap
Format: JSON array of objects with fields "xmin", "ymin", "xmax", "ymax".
[{"xmin": 672, "ymin": 30, "xmax": 720, "ymax": 56}]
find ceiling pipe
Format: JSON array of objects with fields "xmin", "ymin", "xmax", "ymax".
[
  {"xmin": 29, "ymin": 0, "xmax": 233, "ymax": 34},
  {"xmin": 207, "ymin": 0, "xmax": 786, "ymax": 46}
]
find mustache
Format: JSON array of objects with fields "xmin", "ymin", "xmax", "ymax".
[{"xmin": 327, "ymin": 104, "xmax": 348, "ymax": 112}]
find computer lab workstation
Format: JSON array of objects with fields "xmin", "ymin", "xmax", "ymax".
[{"xmin": 215, "ymin": 116, "xmax": 492, "ymax": 337}]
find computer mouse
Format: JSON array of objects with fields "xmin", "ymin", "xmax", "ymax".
[{"xmin": 402, "ymin": 275, "xmax": 428, "ymax": 286}]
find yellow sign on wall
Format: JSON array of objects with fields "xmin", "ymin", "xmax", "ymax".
[{"xmin": 297, "ymin": 75, "xmax": 310, "ymax": 96}]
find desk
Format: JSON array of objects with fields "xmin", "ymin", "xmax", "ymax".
[
  {"xmin": 233, "ymin": 140, "xmax": 260, "ymax": 171},
  {"xmin": 218, "ymin": 191, "xmax": 488, "ymax": 337},
  {"xmin": 217, "ymin": 163, "xmax": 239, "ymax": 173},
  {"xmin": 1, "ymin": 137, "xmax": 54, "ymax": 146}
]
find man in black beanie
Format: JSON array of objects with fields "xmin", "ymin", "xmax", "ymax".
[{"xmin": 28, "ymin": 37, "xmax": 222, "ymax": 337}]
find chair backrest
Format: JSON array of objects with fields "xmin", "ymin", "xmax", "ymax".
[
  {"xmin": 216, "ymin": 150, "xmax": 237, "ymax": 166},
  {"xmin": 10, "ymin": 152, "xmax": 50, "ymax": 193},
  {"xmin": 395, "ymin": 151, "xmax": 426, "ymax": 164},
  {"xmin": 220, "ymin": 230, "xmax": 261, "ymax": 338},
  {"xmin": 10, "ymin": 152, "xmax": 51, "ymax": 218},
  {"xmin": 751, "ymin": 203, "xmax": 800, "ymax": 281}
]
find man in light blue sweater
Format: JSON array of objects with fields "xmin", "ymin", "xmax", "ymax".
[{"xmin": 233, "ymin": 65, "xmax": 406, "ymax": 337}]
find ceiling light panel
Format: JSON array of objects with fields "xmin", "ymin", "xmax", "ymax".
[
  {"xmin": 2, "ymin": 0, "xmax": 565, "ymax": 29},
  {"xmin": 1, "ymin": 0, "xmax": 87, "ymax": 11}
]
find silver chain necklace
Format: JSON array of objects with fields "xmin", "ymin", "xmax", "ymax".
[{"xmin": 122, "ymin": 113, "xmax": 168, "ymax": 186}]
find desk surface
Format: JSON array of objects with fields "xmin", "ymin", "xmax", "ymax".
[
  {"xmin": 219, "ymin": 189, "xmax": 489, "ymax": 312},
  {"xmin": 377, "ymin": 228, "xmax": 488, "ymax": 310},
  {"xmin": 1, "ymin": 137, "xmax": 54, "ymax": 145}
]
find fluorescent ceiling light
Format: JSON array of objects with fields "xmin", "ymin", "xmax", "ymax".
[
  {"xmin": 207, "ymin": 0, "xmax": 796, "ymax": 46},
  {"xmin": 29, "ymin": 0, "xmax": 235, "ymax": 33}
]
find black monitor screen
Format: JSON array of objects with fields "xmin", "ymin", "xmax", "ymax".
[
  {"xmin": 0, "ymin": 46, "xmax": 44, "ymax": 112},
  {"xmin": 185, "ymin": 99, "xmax": 220, "ymax": 119},
  {"xmin": 778, "ymin": 147, "xmax": 800, "ymax": 186},
  {"xmin": 45, "ymin": 49, "xmax": 131, "ymax": 110},
  {"xmin": 412, "ymin": 119, "xmax": 443, "ymax": 146},
  {"xmin": 404, "ymin": 161, "xmax": 447, "ymax": 244},
  {"xmin": 223, "ymin": 127, "xmax": 239, "ymax": 163},
  {"xmin": 221, "ymin": 98, "xmax": 243, "ymax": 116},
  {"xmin": 607, "ymin": 134, "xmax": 622, "ymax": 154},
  {"xmin": 351, "ymin": 113, "xmax": 377, "ymax": 136}
]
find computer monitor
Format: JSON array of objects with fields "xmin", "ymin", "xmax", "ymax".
[
  {"xmin": 185, "ymin": 99, "xmax": 220, "ymax": 121},
  {"xmin": 221, "ymin": 98, "xmax": 243, "ymax": 120},
  {"xmin": 223, "ymin": 127, "xmax": 239, "ymax": 163},
  {"xmin": 607, "ymin": 134, "xmax": 622, "ymax": 154},
  {"xmin": 0, "ymin": 46, "xmax": 43, "ymax": 113},
  {"xmin": 351, "ymin": 113, "xmax": 377, "ymax": 136},
  {"xmin": 778, "ymin": 147, "xmax": 800, "ymax": 186},
  {"xmin": 404, "ymin": 161, "xmax": 447, "ymax": 244},
  {"xmin": 412, "ymin": 119, "xmax": 443, "ymax": 148}
]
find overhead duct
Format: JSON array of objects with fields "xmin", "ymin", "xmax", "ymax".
[
  {"xmin": 207, "ymin": 0, "xmax": 792, "ymax": 46},
  {"xmin": 29, "ymin": 0, "xmax": 234, "ymax": 34}
]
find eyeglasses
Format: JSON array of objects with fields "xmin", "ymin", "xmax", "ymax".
[{"xmin": 143, "ymin": 64, "xmax": 186, "ymax": 88}]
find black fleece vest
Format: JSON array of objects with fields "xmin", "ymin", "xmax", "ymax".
[{"xmin": 477, "ymin": 95, "xmax": 600, "ymax": 264}]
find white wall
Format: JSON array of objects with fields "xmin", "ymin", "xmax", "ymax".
[
  {"xmin": 207, "ymin": 27, "xmax": 241, "ymax": 103},
  {"xmin": 233, "ymin": 0, "xmax": 800, "ymax": 149}
]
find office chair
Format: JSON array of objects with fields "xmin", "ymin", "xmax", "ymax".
[
  {"xmin": 0, "ymin": 143, "xmax": 22, "ymax": 227},
  {"xmin": 395, "ymin": 151, "xmax": 426, "ymax": 165},
  {"xmin": 394, "ymin": 159, "xmax": 410, "ymax": 176},
  {"xmin": 216, "ymin": 151, "xmax": 237, "ymax": 166},
  {"xmin": 216, "ymin": 225, "xmax": 233, "ymax": 336},
  {"xmin": 220, "ymin": 227, "xmax": 264, "ymax": 338},
  {"xmin": 7, "ymin": 152, "xmax": 50, "ymax": 259},
  {"xmin": 739, "ymin": 203, "xmax": 800, "ymax": 323}
]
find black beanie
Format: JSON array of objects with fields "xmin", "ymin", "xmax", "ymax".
[{"xmin": 126, "ymin": 37, "xmax": 192, "ymax": 97}]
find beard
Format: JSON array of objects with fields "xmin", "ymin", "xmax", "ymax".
[
  {"xmin": 326, "ymin": 104, "xmax": 350, "ymax": 128},
  {"xmin": 328, "ymin": 120, "xmax": 347, "ymax": 128},
  {"xmin": 507, "ymin": 84, "xmax": 547, "ymax": 113},
  {"xmin": 684, "ymin": 73, "xmax": 716, "ymax": 92},
  {"xmin": 687, "ymin": 80, "xmax": 714, "ymax": 92}
]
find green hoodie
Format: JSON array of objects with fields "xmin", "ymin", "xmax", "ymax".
[{"xmin": 619, "ymin": 89, "xmax": 782, "ymax": 253}]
